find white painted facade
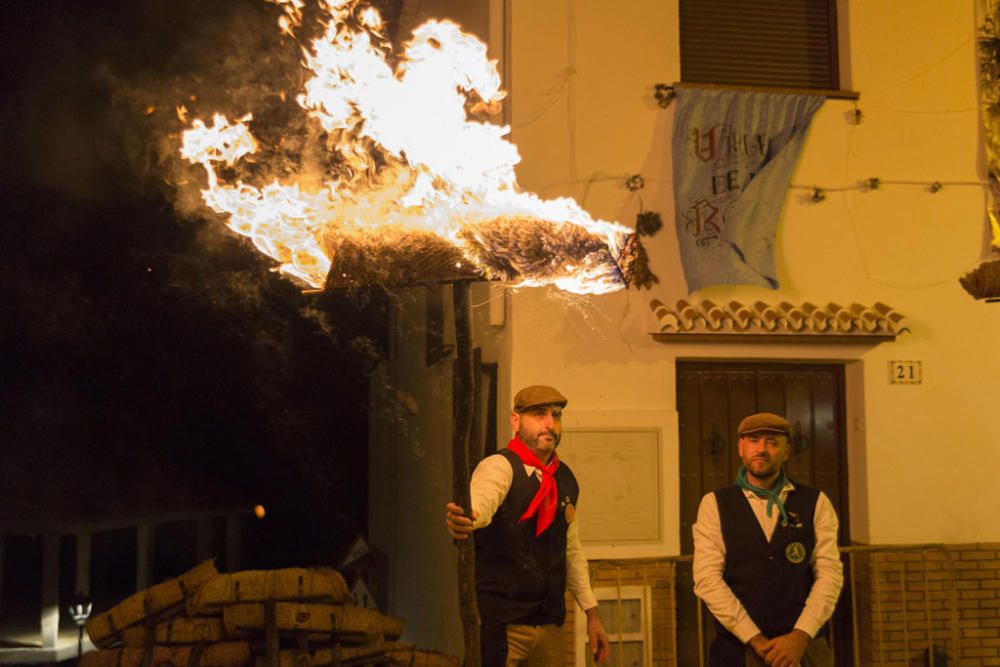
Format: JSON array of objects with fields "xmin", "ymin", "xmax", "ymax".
[{"xmin": 369, "ymin": 0, "xmax": 1000, "ymax": 656}]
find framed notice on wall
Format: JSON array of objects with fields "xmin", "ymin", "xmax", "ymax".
[{"xmin": 561, "ymin": 410, "xmax": 677, "ymax": 558}]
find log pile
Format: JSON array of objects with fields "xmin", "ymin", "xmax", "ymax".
[{"xmin": 84, "ymin": 561, "xmax": 459, "ymax": 667}]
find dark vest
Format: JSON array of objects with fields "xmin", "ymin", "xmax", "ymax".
[
  {"xmin": 715, "ymin": 483, "xmax": 820, "ymax": 640},
  {"xmin": 474, "ymin": 448, "xmax": 580, "ymax": 625}
]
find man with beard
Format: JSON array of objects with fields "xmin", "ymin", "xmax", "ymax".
[
  {"xmin": 446, "ymin": 385, "xmax": 609, "ymax": 666},
  {"xmin": 693, "ymin": 412, "xmax": 843, "ymax": 667}
]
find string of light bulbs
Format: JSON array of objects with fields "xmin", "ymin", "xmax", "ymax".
[{"xmin": 790, "ymin": 178, "xmax": 989, "ymax": 203}]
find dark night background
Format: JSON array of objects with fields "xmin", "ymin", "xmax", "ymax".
[{"xmin": 1, "ymin": 0, "xmax": 397, "ymax": 626}]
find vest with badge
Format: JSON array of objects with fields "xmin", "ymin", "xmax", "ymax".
[
  {"xmin": 474, "ymin": 448, "xmax": 580, "ymax": 626},
  {"xmin": 715, "ymin": 483, "xmax": 820, "ymax": 640}
]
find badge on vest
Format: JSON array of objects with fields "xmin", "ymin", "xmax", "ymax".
[
  {"xmin": 564, "ymin": 500, "xmax": 575, "ymax": 523},
  {"xmin": 785, "ymin": 541, "xmax": 807, "ymax": 564}
]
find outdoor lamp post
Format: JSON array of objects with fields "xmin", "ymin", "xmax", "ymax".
[{"xmin": 68, "ymin": 595, "xmax": 92, "ymax": 657}]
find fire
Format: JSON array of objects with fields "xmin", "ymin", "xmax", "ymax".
[{"xmin": 180, "ymin": 0, "xmax": 634, "ymax": 294}]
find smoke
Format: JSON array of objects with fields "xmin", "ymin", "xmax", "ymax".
[
  {"xmin": 0, "ymin": 3, "xmax": 394, "ymax": 557},
  {"xmin": 0, "ymin": 1, "xmax": 313, "ymax": 204}
]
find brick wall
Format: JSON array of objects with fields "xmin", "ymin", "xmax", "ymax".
[
  {"xmin": 556, "ymin": 545, "xmax": 999, "ymax": 666},
  {"xmin": 846, "ymin": 543, "xmax": 1000, "ymax": 666}
]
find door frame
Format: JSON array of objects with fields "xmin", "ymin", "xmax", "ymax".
[
  {"xmin": 674, "ymin": 357, "xmax": 858, "ymax": 666},
  {"xmin": 676, "ymin": 359, "xmax": 851, "ymax": 547}
]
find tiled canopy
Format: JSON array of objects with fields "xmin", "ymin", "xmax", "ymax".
[{"xmin": 649, "ymin": 299, "xmax": 908, "ymax": 340}]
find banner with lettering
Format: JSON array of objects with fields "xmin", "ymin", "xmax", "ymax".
[{"xmin": 672, "ymin": 88, "xmax": 824, "ymax": 292}]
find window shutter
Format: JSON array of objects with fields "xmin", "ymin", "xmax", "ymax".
[{"xmin": 680, "ymin": 0, "xmax": 839, "ymax": 90}]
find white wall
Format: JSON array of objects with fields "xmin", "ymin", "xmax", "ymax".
[
  {"xmin": 368, "ymin": 282, "xmax": 510, "ymax": 657},
  {"xmin": 371, "ymin": 0, "xmax": 1000, "ymax": 656},
  {"xmin": 366, "ymin": 2, "xmax": 510, "ymax": 655},
  {"xmin": 505, "ymin": 0, "xmax": 1000, "ymax": 547}
]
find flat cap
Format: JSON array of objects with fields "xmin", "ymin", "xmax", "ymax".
[
  {"xmin": 513, "ymin": 385, "xmax": 568, "ymax": 412},
  {"xmin": 738, "ymin": 412, "xmax": 791, "ymax": 436}
]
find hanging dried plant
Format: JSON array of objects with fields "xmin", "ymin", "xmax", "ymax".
[
  {"xmin": 628, "ymin": 238, "xmax": 659, "ymax": 290},
  {"xmin": 636, "ymin": 210, "xmax": 663, "ymax": 237}
]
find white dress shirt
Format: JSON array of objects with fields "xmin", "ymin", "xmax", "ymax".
[
  {"xmin": 470, "ymin": 452, "xmax": 599, "ymax": 612},
  {"xmin": 692, "ymin": 480, "xmax": 844, "ymax": 643}
]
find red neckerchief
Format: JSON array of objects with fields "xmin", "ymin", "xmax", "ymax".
[{"xmin": 507, "ymin": 435, "xmax": 560, "ymax": 536}]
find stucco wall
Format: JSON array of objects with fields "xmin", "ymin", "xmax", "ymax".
[
  {"xmin": 369, "ymin": 282, "xmax": 510, "ymax": 657},
  {"xmin": 366, "ymin": 5, "xmax": 504, "ymax": 657},
  {"xmin": 370, "ymin": 0, "xmax": 1000, "ymax": 657},
  {"xmin": 506, "ymin": 0, "xmax": 1000, "ymax": 548}
]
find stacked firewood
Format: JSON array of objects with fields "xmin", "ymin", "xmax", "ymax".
[{"xmin": 83, "ymin": 561, "xmax": 459, "ymax": 667}]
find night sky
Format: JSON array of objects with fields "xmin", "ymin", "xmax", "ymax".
[{"xmin": 0, "ymin": 0, "xmax": 393, "ymax": 577}]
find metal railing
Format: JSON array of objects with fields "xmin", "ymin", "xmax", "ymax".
[{"xmin": 836, "ymin": 544, "xmax": 959, "ymax": 667}]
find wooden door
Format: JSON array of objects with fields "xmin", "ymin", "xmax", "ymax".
[{"xmin": 675, "ymin": 361, "xmax": 849, "ymax": 665}]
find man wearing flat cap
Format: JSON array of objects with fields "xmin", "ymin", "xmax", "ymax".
[
  {"xmin": 446, "ymin": 385, "xmax": 609, "ymax": 666},
  {"xmin": 693, "ymin": 412, "xmax": 843, "ymax": 667}
]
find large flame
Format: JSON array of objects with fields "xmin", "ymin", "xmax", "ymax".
[{"xmin": 180, "ymin": 0, "xmax": 633, "ymax": 294}]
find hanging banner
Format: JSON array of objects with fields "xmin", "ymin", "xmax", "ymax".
[{"xmin": 671, "ymin": 88, "xmax": 823, "ymax": 292}]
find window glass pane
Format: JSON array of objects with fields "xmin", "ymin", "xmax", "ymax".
[
  {"xmin": 596, "ymin": 598, "xmax": 642, "ymax": 634},
  {"xmin": 618, "ymin": 599, "xmax": 643, "ymax": 634},
  {"xmin": 595, "ymin": 602, "xmax": 614, "ymax": 634}
]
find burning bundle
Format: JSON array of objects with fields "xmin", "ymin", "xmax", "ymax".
[
  {"xmin": 84, "ymin": 561, "xmax": 459, "ymax": 667},
  {"xmin": 323, "ymin": 219, "xmax": 637, "ymax": 290},
  {"xmin": 180, "ymin": 0, "xmax": 638, "ymax": 295},
  {"xmin": 458, "ymin": 217, "xmax": 638, "ymax": 289}
]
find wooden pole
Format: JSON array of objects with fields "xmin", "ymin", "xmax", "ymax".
[
  {"xmin": 136, "ymin": 522, "xmax": 154, "ymax": 592},
  {"xmin": 452, "ymin": 280, "xmax": 481, "ymax": 667},
  {"xmin": 75, "ymin": 532, "xmax": 92, "ymax": 597},
  {"xmin": 0, "ymin": 536, "xmax": 4, "ymax": 616}
]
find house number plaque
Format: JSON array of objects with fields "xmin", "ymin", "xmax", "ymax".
[{"xmin": 889, "ymin": 360, "xmax": 922, "ymax": 385}]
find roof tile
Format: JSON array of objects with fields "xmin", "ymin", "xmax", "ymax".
[{"xmin": 649, "ymin": 299, "xmax": 909, "ymax": 336}]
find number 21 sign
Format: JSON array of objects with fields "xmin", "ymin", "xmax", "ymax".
[{"xmin": 889, "ymin": 360, "xmax": 922, "ymax": 385}]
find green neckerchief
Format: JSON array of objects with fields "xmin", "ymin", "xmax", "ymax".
[{"xmin": 736, "ymin": 465, "xmax": 790, "ymax": 526}]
